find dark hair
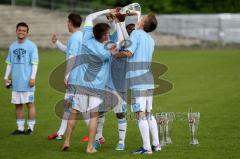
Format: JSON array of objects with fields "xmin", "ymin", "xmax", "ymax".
[
  {"xmin": 93, "ymin": 23, "xmax": 110, "ymax": 41},
  {"xmin": 126, "ymin": 23, "xmax": 135, "ymax": 35},
  {"xmin": 126, "ymin": 23, "xmax": 135, "ymax": 28},
  {"xmin": 68, "ymin": 13, "xmax": 82, "ymax": 28},
  {"xmin": 16, "ymin": 22, "xmax": 29, "ymax": 32},
  {"xmin": 143, "ymin": 14, "xmax": 158, "ymax": 33}
]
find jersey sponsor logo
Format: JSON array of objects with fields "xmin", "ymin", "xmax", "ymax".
[{"xmin": 13, "ymin": 48, "xmax": 26, "ymax": 64}]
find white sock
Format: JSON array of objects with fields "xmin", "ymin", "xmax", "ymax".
[
  {"xmin": 17, "ymin": 119, "xmax": 25, "ymax": 131},
  {"xmin": 95, "ymin": 113, "xmax": 105, "ymax": 140},
  {"xmin": 27, "ymin": 120, "xmax": 36, "ymax": 131},
  {"xmin": 84, "ymin": 118, "xmax": 90, "ymax": 126},
  {"xmin": 148, "ymin": 115, "xmax": 160, "ymax": 146},
  {"xmin": 118, "ymin": 118, "xmax": 127, "ymax": 144},
  {"xmin": 138, "ymin": 118, "xmax": 151, "ymax": 151},
  {"xmin": 57, "ymin": 108, "xmax": 70, "ymax": 136},
  {"xmin": 82, "ymin": 112, "xmax": 90, "ymax": 126}
]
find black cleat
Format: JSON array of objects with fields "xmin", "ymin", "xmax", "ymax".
[
  {"xmin": 25, "ymin": 129, "xmax": 33, "ymax": 135},
  {"xmin": 11, "ymin": 129, "xmax": 25, "ymax": 135}
]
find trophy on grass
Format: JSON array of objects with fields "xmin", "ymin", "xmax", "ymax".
[
  {"xmin": 156, "ymin": 112, "xmax": 175, "ymax": 146},
  {"xmin": 188, "ymin": 108, "xmax": 200, "ymax": 145}
]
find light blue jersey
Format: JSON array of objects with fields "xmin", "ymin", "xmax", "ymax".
[
  {"xmin": 65, "ymin": 31, "xmax": 83, "ymax": 85},
  {"xmin": 75, "ymin": 26, "xmax": 111, "ymax": 90},
  {"xmin": 106, "ymin": 31, "xmax": 127, "ymax": 92},
  {"xmin": 126, "ymin": 29, "xmax": 155, "ymax": 90},
  {"xmin": 6, "ymin": 39, "xmax": 38, "ymax": 92},
  {"xmin": 109, "ymin": 31, "xmax": 118, "ymax": 42}
]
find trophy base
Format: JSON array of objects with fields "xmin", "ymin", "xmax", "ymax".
[
  {"xmin": 190, "ymin": 139, "xmax": 199, "ymax": 145},
  {"xmin": 160, "ymin": 140, "xmax": 167, "ymax": 147},
  {"xmin": 166, "ymin": 137, "xmax": 172, "ymax": 144},
  {"xmin": 160, "ymin": 137, "xmax": 172, "ymax": 146}
]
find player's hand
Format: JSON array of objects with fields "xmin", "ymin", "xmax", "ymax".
[
  {"xmin": 110, "ymin": 44, "xmax": 118, "ymax": 55},
  {"xmin": 110, "ymin": 7, "xmax": 125, "ymax": 22},
  {"xmin": 29, "ymin": 79, "xmax": 35, "ymax": 87},
  {"xmin": 110, "ymin": 7, "xmax": 121, "ymax": 15},
  {"xmin": 52, "ymin": 34, "xmax": 58, "ymax": 44},
  {"xmin": 110, "ymin": 8, "xmax": 117, "ymax": 15},
  {"xmin": 4, "ymin": 79, "xmax": 11, "ymax": 87},
  {"xmin": 115, "ymin": 13, "xmax": 125, "ymax": 22},
  {"xmin": 109, "ymin": 7, "xmax": 122, "ymax": 22},
  {"xmin": 64, "ymin": 79, "xmax": 68, "ymax": 89},
  {"xmin": 106, "ymin": 14, "xmax": 114, "ymax": 22}
]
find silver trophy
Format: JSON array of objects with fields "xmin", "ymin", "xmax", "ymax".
[
  {"xmin": 119, "ymin": 3, "xmax": 141, "ymax": 22},
  {"xmin": 156, "ymin": 112, "xmax": 174, "ymax": 146},
  {"xmin": 188, "ymin": 109, "xmax": 200, "ymax": 145}
]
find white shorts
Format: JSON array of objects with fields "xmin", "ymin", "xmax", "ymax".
[
  {"xmin": 131, "ymin": 90, "xmax": 153, "ymax": 113},
  {"xmin": 64, "ymin": 93, "xmax": 74, "ymax": 101},
  {"xmin": 104, "ymin": 87, "xmax": 127, "ymax": 113},
  {"xmin": 72, "ymin": 94, "xmax": 103, "ymax": 113},
  {"xmin": 11, "ymin": 91, "xmax": 35, "ymax": 104},
  {"xmin": 64, "ymin": 85, "xmax": 76, "ymax": 101}
]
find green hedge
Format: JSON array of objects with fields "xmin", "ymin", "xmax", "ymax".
[
  {"xmin": 1, "ymin": 0, "xmax": 240, "ymax": 13},
  {"xmin": 91, "ymin": 0, "xmax": 240, "ymax": 13}
]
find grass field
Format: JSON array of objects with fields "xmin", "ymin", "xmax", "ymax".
[{"xmin": 0, "ymin": 48, "xmax": 240, "ymax": 159}]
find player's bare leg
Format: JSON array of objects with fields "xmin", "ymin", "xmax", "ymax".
[
  {"xmin": 16, "ymin": 104, "xmax": 24, "ymax": 120},
  {"xmin": 86, "ymin": 112, "xmax": 98, "ymax": 153},
  {"xmin": 13, "ymin": 104, "xmax": 25, "ymax": 134},
  {"xmin": 26, "ymin": 103, "xmax": 36, "ymax": 120},
  {"xmin": 80, "ymin": 112, "xmax": 90, "ymax": 142},
  {"xmin": 62, "ymin": 109, "xmax": 78, "ymax": 151}
]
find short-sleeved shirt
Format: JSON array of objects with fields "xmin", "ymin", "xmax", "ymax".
[
  {"xmin": 126, "ymin": 29, "xmax": 155, "ymax": 90},
  {"xmin": 6, "ymin": 39, "xmax": 39, "ymax": 92},
  {"xmin": 65, "ymin": 31, "xmax": 83, "ymax": 85},
  {"xmin": 75, "ymin": 26, "xmax": 111, "ymax": 91}
]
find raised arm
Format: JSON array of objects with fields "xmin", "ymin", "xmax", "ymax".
[
  {"xmin": 83, "ymin": 9, "xmax": 112, "ymax": 42},
  {"xmin": 115, "ymin": 22, "xmax": 130, "ymax": 49},
  {"xmin": 119, "ymin": 22, "xmax": 129, "ymax": 40},
  {"xmin": 56, "ymin": 40, "xmax": 67, "ymax": 52},
  {"xmin": 85, "ymin": 9, "xmax": 111, "ymax": 27},
  {"xmin": 109, "ymin": 20, "xmax": 117, "ymax": 35},
  {"xmin": 52, "ymin": 34, "xmax": 67, "ymax": 52}
]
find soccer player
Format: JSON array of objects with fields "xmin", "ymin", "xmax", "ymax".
[
  {"xmin": 113, "ymin": 14, "xmax": 161, "ymax": 154},
  {"xmin": 105, "ymin": 19, "xmax": 131, "ymax": 151},
  {"xmin": 47, "ymin": 13, "xmax": 90, "ymax": 141},
  {"xmin": 93, "ymin": 15, "xmax": 136, "ymax": 151},
  {"xmin": 4, "ymin": 22, "xmax": 38, "ymax": 135},
  {"xmin": 62, "ymin": 9, "xmax": 117, "ymax": 153}
]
